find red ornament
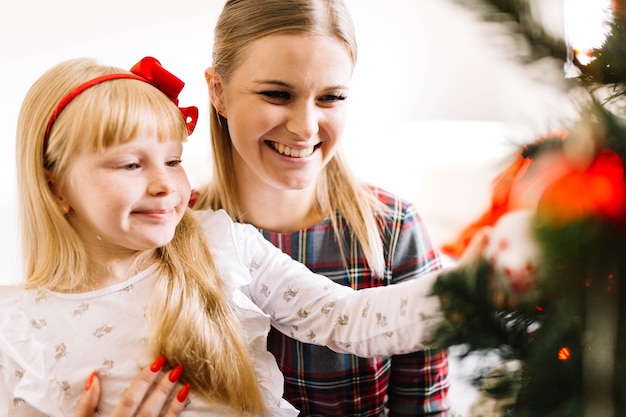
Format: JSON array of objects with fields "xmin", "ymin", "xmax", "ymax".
[{"xmin": 537, "ymin": 149, "xmax": 626, "ymax": 225}]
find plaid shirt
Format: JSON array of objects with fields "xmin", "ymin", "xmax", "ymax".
[{"xmin": 262, "ymin": 186, "xmax": 450, "ymax": 417}]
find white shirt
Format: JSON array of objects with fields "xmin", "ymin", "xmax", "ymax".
[{"xmin": 0, "ymin": 209, "xmax": 441, "ymax": 416}]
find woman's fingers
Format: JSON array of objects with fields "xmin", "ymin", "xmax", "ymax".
[
  {"xmin": 111, "ymin": 357, "xmax": 167, "ymax": 414},
  {"xmin": 158, "ymin": 383, "xmax": 190, "ymax": 417},
  {"xmin": 127, "ymin": 364, "xmax": 186, "ymax": 416},
  {"xmin": 73, "ymin": 371, "xmax": 101, "ymax": 417},
  {"xmin": 74, "ymin": 356, "xmax": 189, "ymax": 417}
]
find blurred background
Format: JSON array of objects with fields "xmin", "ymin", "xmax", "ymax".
[{"xmin": 0, "ymin": 0, "xmax": 613, "ymax": 414}]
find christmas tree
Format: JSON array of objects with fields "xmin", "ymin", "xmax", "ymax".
[{"xmin": 431, "ymin": 1, "xmax": 626, "ymax": 416}]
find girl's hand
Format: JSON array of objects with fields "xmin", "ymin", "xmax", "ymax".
[{"xmin": 73, "ymin": 356, "xmax": 190, "ymax": 417}]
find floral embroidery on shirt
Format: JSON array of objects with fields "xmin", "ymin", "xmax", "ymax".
[
  {"xmin": 375, "ymin": 312, "xmax": 387, "ymax": 327},
  {"xmin": 249, "ymin": 258, "xmax": 262, "ymax": 271},
  {"xmin": 73, "ymin": 303, "xmax": 89, "ymax": 317},
  {"xmin": 30, "ymin": 318, "xmax": 46, "ymax": 329},
  {"xmin": 55, "ymin": 343, "xmax": 68, "ymax": 362},
  {"xmin": 283, "ymin": 287, "xmax": 298, "ymax": 302},
  {"xmin": 61, "ymin": 380, "xmax": 70, "ymax": 392},
  {"xmin": 306, "ymin": 330, "xmax": 316, "ymax": 341},
  {"xmin": 399, "ymin": 298, "xmax": 408, "ymax": 315},
  {"xmin": 297, "ymin": 308, "xmax": 309, "ymax": 318},
  {"xmin": 321, "ymin": 301, "xmax": 335, "ymax": 315},
  {"xmin": 35, "ymin": 291, "xmax": 48, "ymax": 304},
  {"xmin": 361, "ymin": 300, "xmax": 371, "ymax": 318},
  {"xmin": 93, "ymin": 324, "xmax": 113, "ymax": 338},
  {"xmin": 336, "ymin": 315, "xmax": 349, "ymax": 326},
  {"xmin": 99, "ymin": 359, "xmax": 114, "ymax": 376},
  {"xmin": 261, "ymin": 284, "xmax": 271, "ymax": 298}
]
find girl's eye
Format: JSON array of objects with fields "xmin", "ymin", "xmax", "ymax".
[
  {"xmin": 121, "ymin": 162, "xmax": 140, "ymax": 171},
  {"xmin": 260, "ymin": 90, "xmax": 291, "ymax": 101}
]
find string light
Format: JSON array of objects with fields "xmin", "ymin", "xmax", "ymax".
[{"xmin": 558, "ymin": 346, "xmax": 571, "ymax": 361}]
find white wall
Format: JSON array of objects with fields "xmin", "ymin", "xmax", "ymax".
[{"xmin": 0, "ymin": 0, "xmax": 573, "ymax": 285}]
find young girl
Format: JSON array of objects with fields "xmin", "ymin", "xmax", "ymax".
[
  {"xmin": 0, "ymin": 56, "xmax": 467, "ymax": 417},
  {"xmin": 193, "ymin": 0, "xmax": 449, "ymax": 414}
]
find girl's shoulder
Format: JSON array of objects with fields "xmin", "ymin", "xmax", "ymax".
[
  {"xmin": 0, "ymin": 284, "xmax": 31, "ymax": 309},
  {"xmin": 193, "ymin": 208, "xmax": 260, "ymax": 245}
]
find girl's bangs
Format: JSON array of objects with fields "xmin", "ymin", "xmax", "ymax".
[{"xmin": 66, "ymin": 80, "xmax": 188, "ymax": 153}]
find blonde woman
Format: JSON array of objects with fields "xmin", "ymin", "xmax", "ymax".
[
  {"xmin": 193, "ymin": 0, "xmax": 449, "ymax": 415},
  {"xmin": 1, "ymin": 55, "xmax": 478, "ymax": 417}
]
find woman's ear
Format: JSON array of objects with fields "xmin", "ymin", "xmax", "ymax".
[
  {"xmin": 45, "ymin": 170, "xmax": 70, "ymax": 215},
  {"xmin": 205, "ymin": 67, "xmax": 227, "ymax": 118}
]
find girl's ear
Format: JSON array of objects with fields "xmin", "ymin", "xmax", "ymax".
[
  {"xmin": 45, "ymin": 170, "xmax": 70, "ymax": 215},
  {"xmin": 205, "ymin": 67, "xmax": 227, "ymax": 118}
]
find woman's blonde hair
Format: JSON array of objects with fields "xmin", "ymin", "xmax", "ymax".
[
  {"xmin": 16, "ymin": 57, "xmax": 267, "ymax": 415},
  {"xmin": 195, "ymin": 0, "xmax": 386, "ymax": 277}
]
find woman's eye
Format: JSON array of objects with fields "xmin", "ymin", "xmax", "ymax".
[
  {"xmin": 261, "ymin": 90, "xmax": 291, "ymax": 101},
  {"xmin": 167, "ymin": 159, "xmax": 182, "ymax": 167},
  {"xmin": 320, "ymin": 94, "xmax": 347, "ymax": 103}
]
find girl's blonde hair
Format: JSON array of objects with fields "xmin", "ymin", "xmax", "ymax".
[
  {"xmin": 195, "ymin": 0, "xmax": 386, "ymax": 277},
  {"xmin": 16, "ymin": 57, "xmax": 267, "ymax": 415}
]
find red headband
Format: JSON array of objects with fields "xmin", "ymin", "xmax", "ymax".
[{"xmin": 43, "ymin": 56, "xmax": 199, "ymax": 151}]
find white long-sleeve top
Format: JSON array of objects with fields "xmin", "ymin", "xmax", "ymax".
[{"xmin": 0, "ymin": 209, "xmax": 442, "ymax": 416}]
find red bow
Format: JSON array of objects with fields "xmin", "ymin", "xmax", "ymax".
[{"xmin": 130, "ymin": 57, "xmax": 198, "ymax": 135}]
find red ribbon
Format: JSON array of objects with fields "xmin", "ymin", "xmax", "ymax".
[{"xmin": 129, "ymin": 57, "xmax": 198, "ymax": 135}]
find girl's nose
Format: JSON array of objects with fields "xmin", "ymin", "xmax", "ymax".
[{"xmin": 148, "ymin": 167, "xmax": 176, "ymax": 195}]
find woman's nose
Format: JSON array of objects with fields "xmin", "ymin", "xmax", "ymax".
[{"xmin": 285, "ymin": 101, "xmax": 320, "ymax": 139}]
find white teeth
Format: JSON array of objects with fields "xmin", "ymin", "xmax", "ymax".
[{"xmin": 272, "ymin": 142, "xmax": 314, "ymax": 158}]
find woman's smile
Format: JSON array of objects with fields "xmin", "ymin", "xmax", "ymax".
[{"xmin": 267, "ymin": 140, "xmax": 322, "ymax": 158}]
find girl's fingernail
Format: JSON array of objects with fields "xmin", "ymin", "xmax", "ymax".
[
  {"xmin": 85, "ymin": 370, "xmax": 97, "ymax": 390},
  {"xmin": 168, "ymin": 364, "xmax": 184, "ymax": 382},
  {"xmin": 177, "ymin": 383, "xmax": 191, "ymax": 403},
  {"xmin": 150, "ymin": 355, "xmax": 167, "ymax": 373}
]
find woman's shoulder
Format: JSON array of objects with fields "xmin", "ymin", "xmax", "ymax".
[
  {"xmin": 366, "ymin": 184, "xmax": 413, "ymax": 205},
  {"xmin": 365, "ymin": 184, "xmax": 418, "ymax": 219}
]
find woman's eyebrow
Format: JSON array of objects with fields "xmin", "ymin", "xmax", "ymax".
[{"xmin": 254, "ymin": 79, "xmax": 349, "ymax": 91}]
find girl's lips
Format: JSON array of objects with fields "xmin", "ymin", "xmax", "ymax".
[{"xmin": 132, "ymin": 209, "xmax": 175, "ymax": 220}]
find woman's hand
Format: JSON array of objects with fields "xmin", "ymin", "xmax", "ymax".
[{"xmin": 73, "ymin": 355, "xmax": 190, "ymax": 417}]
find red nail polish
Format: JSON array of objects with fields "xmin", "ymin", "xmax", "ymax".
[
  {"xmin": 168, "ymin": 364, "xmax": 184, "ymax": 382},
  {"xmin": 150, "ymin": 355, "xmax": 167, "ymax": 373},
  {"xmin": 177, "ymin": 383, "xmax": 191, "ymax": 403},
  {"xmin": 85, "ymin": 370, "xmax": 97, "ymax": 390}
]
